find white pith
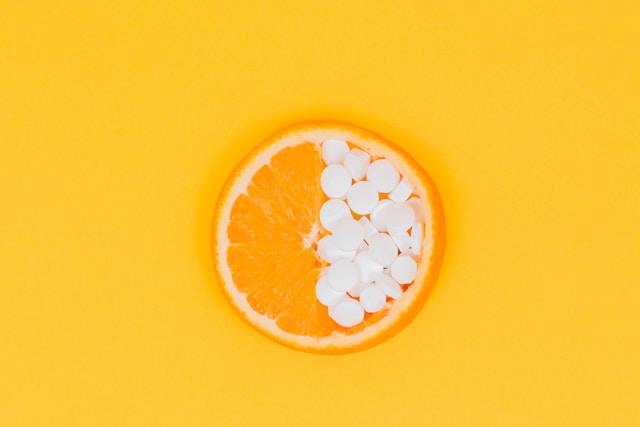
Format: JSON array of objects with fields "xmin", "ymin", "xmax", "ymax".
[{"xmin": 214, "ymin": 124, "xmax": 436, "ymax": 350}]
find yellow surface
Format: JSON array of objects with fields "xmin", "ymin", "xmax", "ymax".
[{"xmin": 1, "ymin": 1, "xmax": 639, "ymax": 425}]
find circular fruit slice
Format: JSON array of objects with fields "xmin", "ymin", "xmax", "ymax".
[{"xmin": 211, "ymin": 122, "xmax": 445, "ymax": 354}]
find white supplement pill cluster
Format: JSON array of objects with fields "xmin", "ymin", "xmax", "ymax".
[{"xmin": 316, "ymin": 139, "xmax": 426, "ymax": 328}]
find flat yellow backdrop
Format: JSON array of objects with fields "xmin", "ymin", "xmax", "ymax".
[{"xmin": 1, "ymin": 1, "xmax": 639, "ymax": 425}]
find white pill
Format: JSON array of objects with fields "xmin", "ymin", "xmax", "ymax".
[
  {"xmin": 343, "ymin": 148, "xmax": 371, "ymax": 180},
  {"xmin": 359, "ymin": 285, "xmax": 387, "ymax": 313},
  {"xmin": 353, "ymin": 250, "xmax": 384, "ymax": 282},
  {"xmin": 410, "ymin": 222, "xmax": 424, "ymax": 255},
  {"xmin": 390, "ymin": 255, "xmax": 417, "ymax": 285},
  {"xmin": 327, "ymin": 260, "xmax": 359, "ymax": 292},
  {"xmin": 406, "ymin": 197, "xmax": 425, "ymax": 222},
  {"xmin": 383, "ymin": 202, "xmax": 415, "ymax": 233},
  {"xmin": 347, "ymin": 181, "xmax": 379, "ymax": 215},
  {"xmin": 366, "ymin": 159, "xmax": 400, "ymax": 193},
  {"xmin": 358, "ymin": 216, "xmax": 377, "ymax": 240},
  {"xmin": 347, "ymin": 281, "xmax": 369, "ymax": 298},
  {"xmin": 367, "ymin": 233, "xmax": 399, "ymax": 267},
  {"xmin": 329, "ymin": 298, "xmax": 365, "ymax": 328},
  {"xmin": 322, "ymin": 139, "xmax": 349, "ymax": 165},
  {"xmin": 374, "ymin": 273, "xmax": 403, "ymax": 299},
  {"xmin": 370, "ymin": 199, "xmax": 394, "ymax": 232},
  {"xmin": 332, "ymin": 217, "xmax": 364, "ymax": 251},
  {"xmin": 321, "ymin": 164, "xmax": 352, "ymax": 198},
  {"xmin": 316, "ymin": 235, "xmax": 356, "ymax": 263},
  {"xmin": 319, "ymin": 199, "xmax": 351, "ymax": 232},
  {"xmin": 391, "ymin": 230, "xmax": 412, "ymax": 253},
  {"xmin": 316, "ymin": 275, "xmax": 345, "ymax": 306},
  {"xmin": 388, "ymin": 177, "xmax": 414, "ymax": 203}
]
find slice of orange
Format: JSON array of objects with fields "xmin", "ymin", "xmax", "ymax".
[{"xmin": 211, "ymin": 121, "xmax": 445, "ymax": 354}]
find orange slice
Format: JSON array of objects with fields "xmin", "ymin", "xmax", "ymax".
[{"xmin": 211, "ymin": 122, "xmax": 445, "ymax": 354}]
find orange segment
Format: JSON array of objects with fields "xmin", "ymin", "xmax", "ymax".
[
  {"xmin": 228, "ymin": 143, "xmax": 323, "ymax": 245},
  {"xmin": 226, "ymin": 143, "xmax": 333, "ymax": 336},
  {"xmin": 212, "ymin": 122, "xmax": 445, "ymax": 354},
  {"xmin": 269, "ymin": 144, "xmax": 325, "ymax": 228}
]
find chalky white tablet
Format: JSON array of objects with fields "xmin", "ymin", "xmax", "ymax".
[
  {"xmin": 343, "ymin": 148, "xmax": 371, "ymax": 180},
  {"xmin": 316, "ymin": 275, "xmax": 345, "ymax": 306},
  {"xmin": 391, "ymin": 230, "xmax": 412, "ymax": 253},
  {"xmin": 329, "ymin": 298, "xmax": 365, "ymax": 328},
  {"xmin": 390, "ymin": 255, "xmax": 417, "ymax": 285},
  {"xmin": 347, "ymin": 181, "xmax": 379, "ymax": 215},
  {"xmin": 332, "ymin": 217, "xmax": 364, "ymax": 251},
  {"xmin": 366, "ymin": 159, "xmax": 400, "ymax": 193},
  {"xmin": 319, "ymin": 199, "xmax": 351, "ymax": 232},
  {"xmin": 322, "ymin": 139, "xmax": 349, "ymax": 165},
  {"xmin": 359, "ymin": 285, "xmax": 387, "ymax": 313},
  {"xmin": 347, "ymin": 281, "xmax": 369, "ymax": 298},
  {"xmin": 316, "ymin": 235, "xmax": 356, "ymax": 263},
  {"xmin": 406, "ymin": 197, "xmax": 425, "ymax": 222},
  {"xmin": 388, "ymin": 177, "xmax": 414, "ymax": 203},
  {"xmin": 410, "ymin": 222, "xmax": 424, "ymax": 256},
  {"xmin": 321, "ymin": 164, "xmax": 352, "ymax": 198},
  {"xmin": 383, "ymin": 202, "xmax": 415, "ymax": 233},
  {"xmin": 353, "ymin": 250, "xmax": 384, "ymax": 282},
  {"xmin": 374, "ymin": 273, "xmax": 403, "ymax": 299},
  {"xmin": 358, "ymin": 216, "xmax": 377, "ymax": 240},
  {"xmin": 367, "ymin": 232, "xmax": 399, "ymax": 267},
  {"xmin": 327, "ymin": 260, "xmax": 359, "ymax": 292},
  {"xmin": 370, "ymin": 199, "xmax": 394, "ymax": 232}
]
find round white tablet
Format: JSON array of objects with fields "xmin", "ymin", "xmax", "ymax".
[
  {"xmin": 359, "ymin": 285, "xmax": 387, "ymax": 313},
  {"xmin": 366, "ymin": 159, "xmax": 400, "ymax": 193},
  {"xmin": 347, "ymin": 181, "xmax": 379, "ymax": 215},
  {"xmin": 329, "ymin": 298, "xmax": 365, "ymax": 328},
  {"xmin": 319, "ymin": 199, "xmax": 351, "ymax": 232},
  {"xmin": 327, "ymin": 260, "xmax": 359, "ymax": 292},
  {"xmin": 322, "ymin": 139, "xmax": 349, "ymax": 165},
  {"xmin": 367, "ymin": 233, "xmax": 399, "ymax": 267},
  {"xmin": 383, "ymin": 202, "xmax": 415, "ymax": 233},
  {"xmin": 390, "ymin": 255, "xmax": 417, "ymax": 285},
  {"xmin": 321, "ymin": 164, "xmax": 352, "ymax": 198},
  {"xmin": 332, "ymin": 217, "xmax": 364, "ymax": 251}
]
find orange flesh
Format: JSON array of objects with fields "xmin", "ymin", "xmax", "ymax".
[{"xmin": 226, "ymin": 142, "xmax": 403, "ymax": 336}]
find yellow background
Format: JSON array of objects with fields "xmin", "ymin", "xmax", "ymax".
[{"xmin": 1, "ymin": 1, "xmax": 639, "ymax": 425}]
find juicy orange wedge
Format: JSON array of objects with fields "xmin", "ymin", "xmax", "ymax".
[{"xmin": 211, "ymin": 122, "xmax": 445, "ymax": 354}]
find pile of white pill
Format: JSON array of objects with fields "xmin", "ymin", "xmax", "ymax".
[{"xmin": 315, "ymin": 139, "xmax": 425, "ymax": 328}]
